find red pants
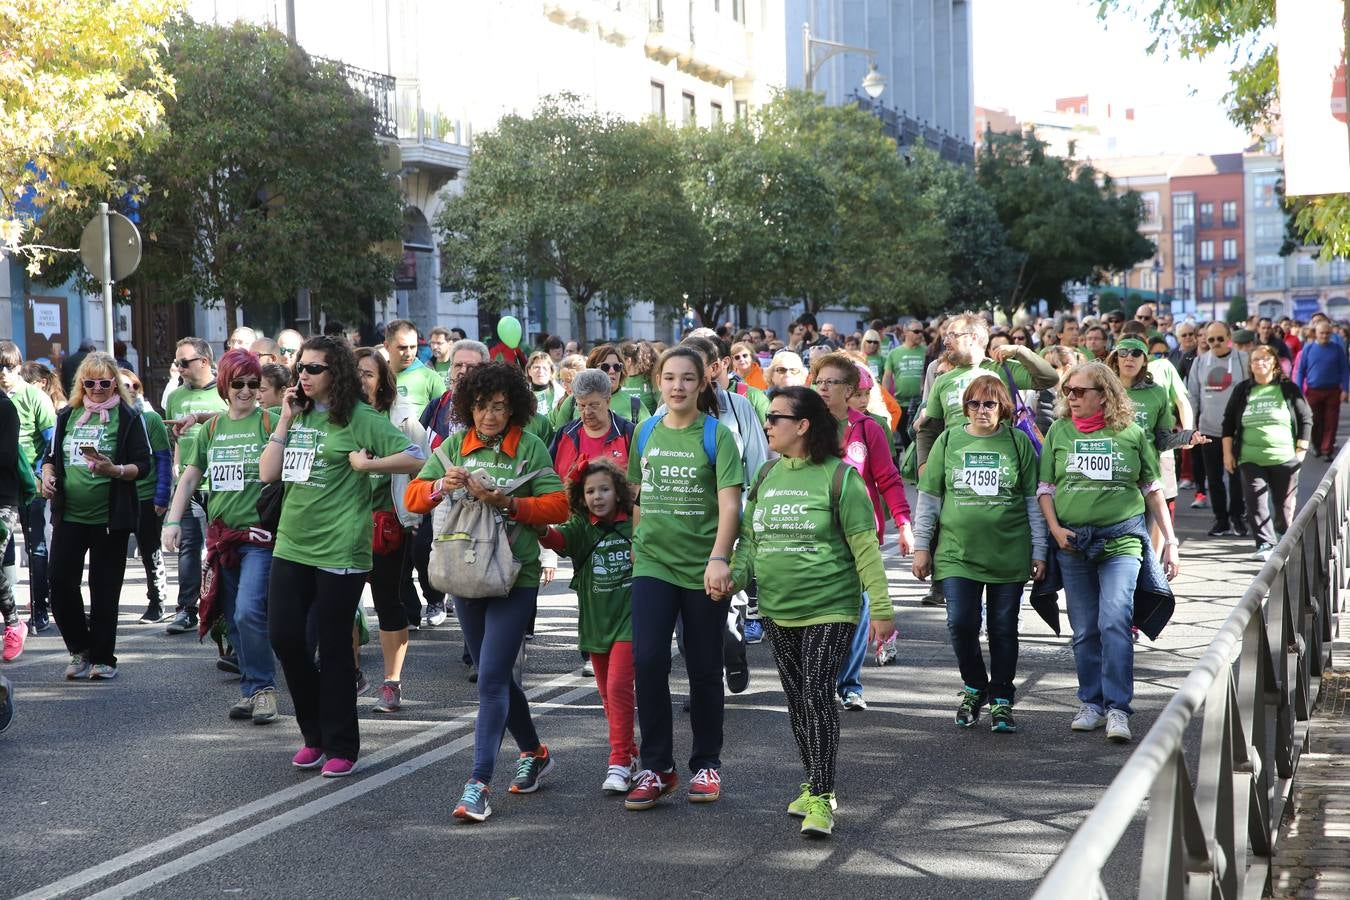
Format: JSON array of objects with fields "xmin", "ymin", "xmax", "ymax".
[
  {"xmin": 590, "ymin": 640, "xmax": 638, "ymax": 767},
  {"xmin": 1306, "ymin": 387, "xmax": 1342, "ymax": 455}
]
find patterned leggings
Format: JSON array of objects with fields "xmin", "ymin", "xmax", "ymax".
[{"xmin": 766, "ymin": 619, "xmax": 857, "ymax": 796}]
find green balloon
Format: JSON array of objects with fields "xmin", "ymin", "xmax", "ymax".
[{"xmin": 497, "ymin": 315, "xmax": 523, "ymax": 349}]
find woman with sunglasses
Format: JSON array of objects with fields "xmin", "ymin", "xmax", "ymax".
[
  {"xmin": 1039, "ymin": 362, "xmax": 1180, "ymax": 744},
  {"xmin": 260, "ymin": 337, "xmax": 425, "ymax": 777},
  {"xmin": 729, "ymin": 341, "xmax": 768, "ymax": 391},
  {"xmin": 913, "ymin": 375, "xmax": 1044, "ymax": 734},
  {"xmin": 118, "ymin": 370, "xmax": 173, "ymax": 625},
  {"xmin": 728, "ymin": 386, "xmax": 894, "ymax": 837},
  {"xmin": 809, "ymin": 352, "xmax": 912, "ymax": 710},
  {"xmin": 162, "ymin": 350, "xmax": 280, "ymax": 723},
  {"xmin": 42, "ymin": 353, "xmax": 151, "ymax": 680},
  {"xmin": 861, "ymin": 330, "xmax": 886, "ymax": 378}
]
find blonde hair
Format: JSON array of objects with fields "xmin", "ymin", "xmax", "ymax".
[
  {"xmin": 526, "ymin": 351, "xmax": 556, "ymax": 375},
  {"xmin": 1054, "ymin": 361, "xmax": 1135, "ymax": 432},
  {"xmin": 69, "ymin": 352, "xmax": 132, "ymax": 409}
]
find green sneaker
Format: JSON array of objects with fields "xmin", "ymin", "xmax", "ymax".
[
  {"xmin": 955, "ymin": 686, "xmax": 985, "ymax": 728},
  {"xmin": 989, "ymin": 699, "xmax": 1018, "ymax": 734},
  {"xmin": 787, "ymin": 783, "xmax": 812, "ymax": 818},
  {"xmin": 800, "ymin": 793, "xmax": 835, "ymax": 836}
]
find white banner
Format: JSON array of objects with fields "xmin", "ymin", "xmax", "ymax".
[{"xmin": 1277, "ymin": 0, "xmax": 1350, "ymax": 195}]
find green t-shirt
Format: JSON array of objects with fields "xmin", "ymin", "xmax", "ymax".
[
  {"xmin": 61, "ymin": 406, "xmax": 119, "ymax": 525},
  {"xmin": 919, "ymin": 425, "xmax": 1038, "ymax": 583},
  {"xmin": 138, "ymin": 410, "xmax": 170, "ymax": 502},
  {"xmin": 415, "ymin": 428, "xmax": 564, "ymax": 589},
  {"xmin": 9, "ymin": 381, "xmax": 56, "ymax": 468},
  {"xmin": 1125, "ymin": 382, "xmax": 1174, "ymax": 449},
  {"xmin": 1147, "ymin": 358, "xmax": 1187, "ymax": 421},
  {"xmin": 274, "ymin": 403, "xmax": 413, "ymax": 571},
  {"xmin": 883, "ymin": 346, "xmax": 927, "ymax": 400},
  {"xmin": 165, "ymin": 383, "xmax": 228, "ymax": 471},
  {"xmin": 185, "ymin": 408, "xmax": 272, "ymax": 528},
  {"xmin": 1039, "ymin": 419, "xmax": 1159, "ymax": 558},
  {"xmin": 1239, "ymin": 384, "xmax": 1295, "ymax": 466},
  {"xmin": 433, "ymin": 359, "xmax": 451, "ymax": 376},
  {"xmin": 552, "ymin": 515, "xmax": 633, "ymax": 652},
  {"xmin": 926, "ymin": 360, "xmax": 1035, "ymax": 430},
  {"xmin": 865, "ymin": 354, "xmax": 885, "ymax": 379},
  {"xmin": 734, "ymin": 381, "xmax": 770, "ymax": 424},
  {"xmin": 395, "ymin": 362, "xmax": 446, "ymax": 412},
  {"xmin": 741, "ymin": 457, "xmax": 875, "ymax": 625},
  {"xmin": 617, "ymin": 376, "xmax": 656, "ymax": 415},
  {"xmin": 629, "ymin": 415, "xmax": 744, "ymax": 590},
  {"xmin": 531, "ymin": 384, "xmax": 560, "ymax": 420}
]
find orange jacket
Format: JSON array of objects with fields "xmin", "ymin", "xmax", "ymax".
[{"xmin": 403, "ymin": 426, "xmax": 569, "ymax": 525}]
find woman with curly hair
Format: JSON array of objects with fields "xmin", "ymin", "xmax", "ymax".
[
  {"xmin": 1038, "ymin": 361, "xmax": 1180, "ymax": 745},
  {"xmin": 260, "ymin": 336, "xmax": 425, "ymax": 778},
  {"xmin": 404, "ymin": 361, "xmax": 568, "ymax": 823}
]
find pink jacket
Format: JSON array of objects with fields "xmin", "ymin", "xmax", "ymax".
[{"xmin": 840, "ymin": 408, "xmax": 911, "ymax": 543}]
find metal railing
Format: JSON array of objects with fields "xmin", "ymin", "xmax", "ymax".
[{"xmin": 1034, "ymin": 450, "xmax": 1346, "ymax": 899}]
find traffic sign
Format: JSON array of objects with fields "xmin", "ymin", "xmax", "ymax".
[{"xmin": 80, "ymin": 210, "xmax": 142, "ymax": 282}]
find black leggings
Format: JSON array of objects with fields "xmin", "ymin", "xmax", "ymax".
[
  {"xmin": 134, "ymin": 499, "xmax": 167, "ymax": 605},
  {"xmin": 49, "ymin": 522, "xmax": 131, "ymax": 666},
  {"xmin": 369, "ymin": 533, "xmax": 411, "ymax": 631},
  {"xmin": 766, "ymin": 620, "xmax": 856, "ymax": 796},
  {"xmin": 268, "ymin": 557, "xmax": 366, "ymax": 761}
]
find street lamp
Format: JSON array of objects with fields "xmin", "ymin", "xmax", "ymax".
[
  {"xmin": 803, "ymin": 22, "xmax": 886, "ymax": 98},
  {"xmin": 1210, "ymin": 264, "xmax": 1219, "ymax": 323},
  {"xmin": 1152, "ymin": 257, "xmax": 1164, "ymax": 310},
  {"xmin": 1176, "ymin": 263, "xmax": 1190, "ymax": 314}
]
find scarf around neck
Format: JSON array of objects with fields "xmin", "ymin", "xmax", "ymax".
[
  {"xmin": 76, "ymin": 395, "xmax": 119, "ymax": 427},
  {"xmin": 1071, "ymin": 411, "xmax": 1107, "ymax": 433}
]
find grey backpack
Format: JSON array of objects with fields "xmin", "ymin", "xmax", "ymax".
[{"xmin": 427, "ymin": 446, "xmax": 549, "ymax": 599}]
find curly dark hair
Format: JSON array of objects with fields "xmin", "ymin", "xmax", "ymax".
[
  {"xmin": 299, "ymin": 335, "xmax": 361, "ymax": 427},
  {"xmin": 452, "ymin": 360, "xmax": 537, "ymax": 429},
  {"xmin": 566, "ymin": 457, "xmax": 634, "ymax": 519},
  {"xmin": 354, "ymin": 347, "xmax": 398, "ymax": 413},
  {"xmin": 767, "ymin": 386, "xmax": 841, "ymax": 464}
]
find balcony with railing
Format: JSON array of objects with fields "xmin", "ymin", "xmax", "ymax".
[
  {"xmin": 850, "ymin": 92, "xmax": 976, "ymax": 167},
  {"xmin": 542, "ymin": 0, "xmax": 647, "ymax": 45},
  {"xmin": 645, "ymin": 0, "xmax": 748, "ymax": 84}
]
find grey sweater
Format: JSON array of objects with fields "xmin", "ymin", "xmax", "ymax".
[{"xmin": 1186, "ymin": 349, "xmax": 1250, "ymax": 437}]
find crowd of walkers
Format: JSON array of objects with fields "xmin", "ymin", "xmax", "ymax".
[{"xmin": 0, "ymin": 303, "xmax": 1341, "ymax": 840}]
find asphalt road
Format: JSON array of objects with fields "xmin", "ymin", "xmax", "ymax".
[{"xmin": 1, "ymin": 450, "xmax": 1335, "ymax": 900}]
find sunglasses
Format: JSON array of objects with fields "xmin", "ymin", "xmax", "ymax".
[
  {"xmin": 964, "ymin": 399, "xmax": 1000, "ymax": 411},
  {"xmin": 1151, "ymin": 352, "xmax": 1167, "ymax": 359},
  {"xmin": 1206, "ymin": 336, "xmax": 1229, "ymax": 344},
  {"xmin": 279, "ymin": 347, "xmax": 297, "ymax": 357},
  {"xmin": 296, "ymin": 363, "xmax": 330, "ymax": 375},
  {"xmin": 907, "ymin": 329, "xmax": 924, "ymax": 334},
  {"xmin": 1117, "ymin": 348, "xmax": 1146, "ymax": 359},
  {"xmin": 864, "ymin": 340, "xmax": 880, "ymax": 345},
  {"xmin": 773, "ymin": 366, "xmax": 804, "ymax": 375},
  {"xmin": 1064, "ymin": 386, "xmax": 1102, "ymax": 399},
  {"xmin": 83, "ymin": 378, "xmax": 114, "ymax": 390},
  {"xmin": 1012, "ymin": 335, "xmax": 1028, "ymax": 342},
  {"xmin": 765, "ymin": 413, "xmax": 802, "ymax": 425},
  {"xmin": 175, "ymin": 356, "xmax": 203, "ymax": 369},
  {"xmin": 598, "ymin": 363, "xmax": 624, "ymax": 373},
  {"xmin": 230, "ymin": 379, "xmax": 261, "ymax": 390}
]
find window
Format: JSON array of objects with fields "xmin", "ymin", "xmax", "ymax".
[
  {"xmin": 1200, "ymin": 277, "xmax": 1214, "ymax": 299},
  {"xmin": 710, "ymin": 102, "xmax": 723, "ymax": 124},
  {"xmin": 1079, "ymin": 103, "xmax": 1088, "ymax": 114},
  {"xmin": 732, "ymin": 0, "xmax": 744, "ymax": 23},
  {"xmin": 1254, "ymin": 218, "xmax": 1283, "ymax": 255},
  {"xmin": 650, "ymin": 81, "xmax": 665, "ymax": 119},
  {"xmin": 1254, "ymin": 173, "xmax": 1280, "ymax": 209},
  {"xmin": 681, "ymin": 92, "xmax": 696, "ymax": 126},
  {"xmin": 1199, "ymin": 240, "xmax": 1214, "ymax": 262},
  {"xmin": 734, "ymin": 99, "xmax": 748, "ymax": 121},
  {"xmin": 1222, "ymin": 201, "xmax": 1237, "ymax": 226},
  {"xmin": 1140, "ymin": 192, "xmax": 1159, "ymax": 225},
  {"xmin": 1172, "ymin": 193, "xmax": 1194, "ymax": 226},
  {"xmin": 1256, "ymin": 261, "xmax": 1284, "ymax": 290},
  {"xmin": 1332, "ymin": 258, "xmax": 1350, "ymax": 284},
  {"xmin": 1224, "ymin": 276, "xmax": 1241, "ymax": 299},
  {"xmin": 1198, "ymin": 202, "xmax": 1214, "ymax": 227},
  {"xmin": 1222, "ymin": 238, "xmax": 1238, "ymax": 261}
]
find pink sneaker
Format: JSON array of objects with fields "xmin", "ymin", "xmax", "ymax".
[
  {"xmin": 321, "ymin": 757, "xmax": 356, "ymax": 778},
  {"xmin": 291, "ymin": 746, "xmax": 326, "ymax": 770},
  {"xmin": 2, "ymin": 623, "xmax": 26, "ymax": 662}
]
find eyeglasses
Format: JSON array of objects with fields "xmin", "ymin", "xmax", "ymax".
[
  {"xmin": 598, "ymin": 363, "xmax": 624, "ymax": 373},
  {"xmin": 279, "ymin": 346, "xmax": 297, "ymax": 357},
  {"xmin": 1064, "ymin": 386, "xmax": 1102, "ymax": 399},
  {"xmin": 175, "ymin": 356, "xmax": 203, "ymax": 369},
  {"xmin": 1177, "ymin": 331, "xmax": 1196, "ymax": 339},
  {"xmin": 1012, "ymin": 335, "xmax": 1028, "ymax": 343},
  {"xmin": 773, "ymin": 366, "xmax": 803, "ymax": 375},
  {"xmin": 83, "ymin": 378, "xmax": 114, "ymax": 390},
  {"xmin": 296, "ymin": 363, "xmax": 330, "ymax": 375},
  {"xmin": 907, "ymin": 328, "xmax": 924, "ymax": 335},
  {"xmin": 947, "ymin": 331, "xmax": 974, "ymax": 340},
  {"xmin": 474, "ymin": 402, "xmax": 510, "ymax": 415},
  {"xmin": 1206, "ymin": 336, "xmax": 1229, "ymax": 345},
  {"xmin": 814, "ymin": 378, "xmax": 847, "ymax": 389},
  {"xmin": 0, "ymin": 364, "xmax": 20, "ymax": 373},
  {"xmin": 964, "ymin": 399, "xmax": 1000, "ymax": 411},
  {"xmin": 230, "ymin": 379, "xmax": 261, "ymax": 390},
  {"xmin": 1117, "ymin": 348, "xmax": 1146, "ymax": 359},
  {"xmin": 764, "ymin": 413, "xmax": 802, "ymax": 425}
]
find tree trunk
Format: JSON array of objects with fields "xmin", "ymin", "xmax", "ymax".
[
  {"xmin": 570, "ymin": 294, "xmax": 590, "ymax": 348},
  {"xmin": 223, "ymin": 293, "xmax": 238, "ymax": 341}
]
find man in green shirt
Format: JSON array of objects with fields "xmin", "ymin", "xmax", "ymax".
[
  {"xmin": 883, "ymin": 320, "xmax": 929, "ymax": 449},
  {"xmin": 386, "ymin": 320, "xmax": 446, "ymax": 411},
  {"xmin": 428, "ymin": 326, "xmax": 454, "ymax": 377},
  {"xmin": 0, "ymin": 341, "xmax": 56, "ymax": 632}
]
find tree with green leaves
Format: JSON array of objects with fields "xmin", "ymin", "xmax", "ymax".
[
  {"xmin": 1096, "ymin": 0, "xmax": 1348, "ymax": 256},
  {"xmin": 976, "ymin": 130, "xmax": 1156, "ymax": 314},
  {"xmin": 437, "ymin": 95, "xmax": 697, "ymax": 347},
  {"xmin": 38, "ymin": 18, "xmax": 402, "ymax": 325},
  {"xmin": 2, "ymin": 0, "xmax": 181, "ymax": 265}
]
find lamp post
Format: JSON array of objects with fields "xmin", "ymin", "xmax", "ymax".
[
  {"xmin": 1152, "ymin": 257, "xmax": 1164, "ymax": 310},
  {"xmin": 803, "ymin": 22, "xmax": 886, "ymax": 98},
  {"xmin": 1210, "ymin": 264, "xmax": 1219, "ymax": 323},
  {"xmin": 1176, "ymin": 263, "xmax": 1190, "ymax": 315}
]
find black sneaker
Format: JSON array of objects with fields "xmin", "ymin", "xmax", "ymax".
[
  {"xmin": 1231, "ymin": 520, "xmax": 1249, "ymax": 537},
  {"xmin": 216, "ymin": 654, "xmax": 241, "ymax": 675},
  {"xmin": 165, "ymin": 610, "xmax": 197, "ymax": 634},
  {"xmin": 955, "ymin": 686, "xmax": 985, "ymax": 728},
  {"xmin": 26, "ymin": 616, "xmax": 51, "ymax": 635},
  {"xmin": 723, "ymin": 621, "xmax": 749, "ymax": 695},
  {"xmin": 921, "ymin": 587, "xmax": 946, "ymax": 607},
  {"xmin": 989, "ymin": 699, "xmax": 1018, "ymax": 733},
  {"xmin": 1206, "ymin": 522, "xmax": 1230, "ymax": 538},
  {"xmin": 139, "ymin": 603, "xmax": 165, "ymax": 624},
  {"xmin": 508, "ymin": 745, "xmax": 554, "ymax": 794}
]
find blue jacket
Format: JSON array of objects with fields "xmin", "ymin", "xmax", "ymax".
[{"xmin": 1294, "ymin": 341, "xmax": 1350, "ymax": 392}]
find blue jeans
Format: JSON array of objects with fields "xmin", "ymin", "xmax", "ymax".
[
  {"xmin": 1057, "ymin": 548, "xmax": 1141, "ymax": 716},
  {"xmin": 218, "ymin": 543, "xmax": 276, "ymax": 698},
  {"xmin": 836, "ymin": 592, "xmax": 870, "ymax": 698},
  {"xmin": 940, "ymin": 577, "xmax": 1023, "ymax": 703},
  {"xmin": 176, "ymin": 501, "xmax": 205, "ymax": 613},
  {"xmin": 453, "ymin": 586, "xmax": 541, "ymax": 785}
]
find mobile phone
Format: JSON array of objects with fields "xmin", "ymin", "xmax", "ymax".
[
  {"xmin": 80, "ymin": 445, "xmax": 98, "ymax": 456},
  {"xmin": 289, "ymin": 375, "xmax": 311, "ymax": 411}
]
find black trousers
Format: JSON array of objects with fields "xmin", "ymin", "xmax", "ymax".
[
  {"xmin": 400, "ymin": 514, "xmax": 443, "ymax": 622},
  {"xmin": 369, "ymin": 532, "xmax": 411, "ymax": 632},
  {"xmin": 49, "ymin": 522, "xmax": 130, "ymax": 666},
  {"xmin": 1200, "ymin": 438, "xmax": 1245, "ymax": 527},
  {"xmin": 1239, "ymin": 459, "xmax": 1300, "ymax": 547},
  {"xmin": 18, "ymin": 496, "xmax": 48, "ymax": 617},
  {"xmin": 133, "ymin": 498, "xmax": 167, "ymax": 605},
  {"xmin": 268, "ymin": 557, "xmax": 366, "ymax": 761}
]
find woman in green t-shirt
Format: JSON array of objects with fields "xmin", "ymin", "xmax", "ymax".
[
  {"xmin": 625, "ymin": 347, "xmax": 743, "ymax": 812},
  {"xmin": 1038, "ymin": 362, "xmax": 1180, "ymax": 745},
  {"xmin": 41, "ymin": 352, "xmax": 150, "ymax": 681},
  {"xmin": 259, "ymin": 337, "xmax": 425, "ymax": 779},
  {"xmin": 163, "ymin": 349, "xmax": 279, "ymax": 724},
  {"xmin": 913, "ymin": 375, "xmax": 1045, "ymax": 735},
  {"xmin": 730, "ymin": 386, "xmax": 895, "ymax": 838},
  {"xmin": 118, "ymin": 368, "xmax": 172, "ymax": 626},
  {"xmin": 619, "ymin": 340, "xmax": 658, "ymax": 415},
  {"xmin": 1221, "ymin": 345, "xmax": 1313, "ymax": 560},
  {"xmin": 526, "ymin": 351, "xmax": 563, "ymax": 419}
]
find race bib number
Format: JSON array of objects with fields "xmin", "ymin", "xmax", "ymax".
[
  {"xmin": 68, "ymin": 425, "xmax": 105, "ymax": 468},
  {"xmin": 282, "ymin": 428, "xmax": 317, "ymax": 483},
  {"xmin": 1067, "ymin": 439, "xmax": 1113, "ymax": 481},
  {"xmin": 958, "ymin": 451, "xmax": 1001, "ymax": 497},
  {"xmin": 208, "ymin": 448, "xmax": 246, "ymax": 492}
]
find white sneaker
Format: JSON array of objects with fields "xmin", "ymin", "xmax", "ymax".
[
  {"xmin": 582, "ymin": 658, "xmax": 594, "ymax": 677},
  {"xmin": 426, "ymin": 605, "xmax": 448, "ymax": 627},
  {"xmin": 602, "ymin": 764, "xmax": 632, "ymax": 794},
  {"xmin": 1178, "ymin": 478, "xmax": 1194, "ymax": 490},
  {"xmin": 841, "ymin": 691, "xmax": 867, "ymax": 711},
  {"xmin": 1105, "ymin": 709, "xmax": 1132, "ymax": 743},
  {"xmin": 1070, "ymin": 704, "xmax": 1105, "ymax": 731}
]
